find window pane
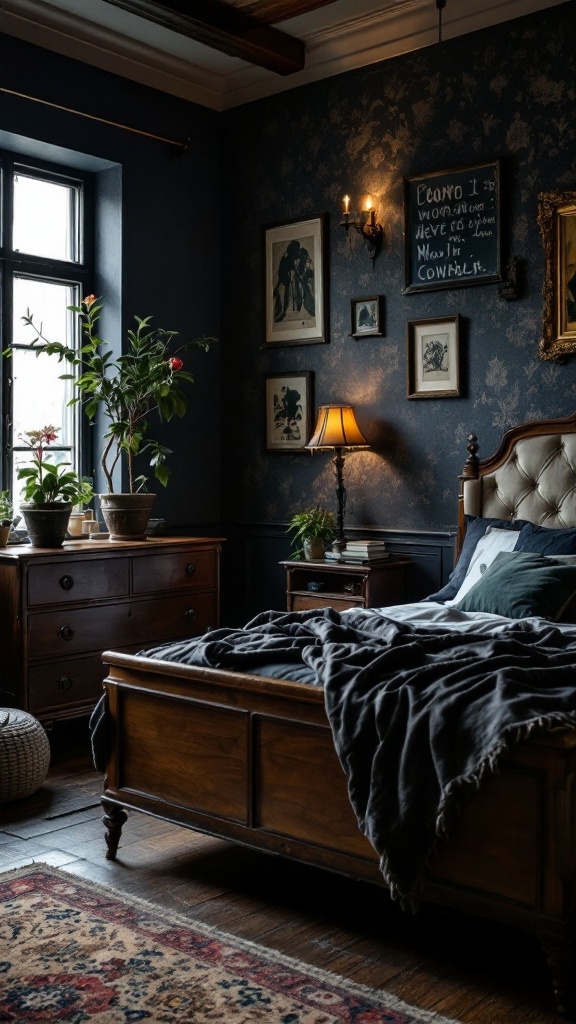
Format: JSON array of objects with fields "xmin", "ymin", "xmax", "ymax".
[
  {"xmin": 13, "ymin": 276, "xmax": 78, "ymax": 350},
  {"xmin": 11, "ymin": 277, "xmax": 79, "ymax": 493},
  {"xmin": 11, "ymin": 347, "xmax": 75, "ymax": 446},
  {"xmin": 13, "ymin": 173, "xmax": 78, "ymax": 262}
]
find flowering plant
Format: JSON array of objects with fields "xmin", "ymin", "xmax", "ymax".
[
  {"xmin": 17, "ymin": 426, "xmax": 94, "ymax": 506},
  {"xmin": 21, "ymin": 296, "xmax": 213, "ymax": 494}
]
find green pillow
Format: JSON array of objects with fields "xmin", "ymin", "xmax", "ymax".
[{"xmin": 455, "ymin": 550, "xmax": 576, "ymax": 621}]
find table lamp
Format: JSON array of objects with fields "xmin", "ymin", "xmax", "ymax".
[{"xmin": 306, "ymin": 404, "xmax": 369, "ymax": 551}]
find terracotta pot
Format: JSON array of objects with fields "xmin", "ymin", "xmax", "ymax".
[
  {"xmin": 0, "ymin": 524, "xmax": 11, "ymax": 548},
  {"xmin": 99, "ymin": 493, "xmax": 155, "ymax": 541},
  {"xmin": 21, "ymin": 502, "xmax": 73, "ymax": 548}
]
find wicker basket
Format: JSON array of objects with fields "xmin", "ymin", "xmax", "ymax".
[{"xmin": 0, "ymin": 709, "xmax": 51, "ymax": 802}]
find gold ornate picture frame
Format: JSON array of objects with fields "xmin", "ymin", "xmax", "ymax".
[{"xmin": 537, "ymin": 190, "xmax": 576, "ymax": 360}]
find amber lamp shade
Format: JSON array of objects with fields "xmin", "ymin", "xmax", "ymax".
[{"xmin": 306, "ymin": 404, "xmax": 369, "ymax": 450}]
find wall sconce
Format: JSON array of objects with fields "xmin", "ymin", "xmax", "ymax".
[
  {"xmin": 306, "ymin": 404, "xmax": 370, "ymax": 552},
  {"xmin": 340, "ymin": 194, "xmax": 384, "ymax": 267}
]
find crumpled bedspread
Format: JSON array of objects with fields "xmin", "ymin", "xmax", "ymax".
[{"xmin": 101, "ymin": 607, "xmax": 576, "ymax": 910}]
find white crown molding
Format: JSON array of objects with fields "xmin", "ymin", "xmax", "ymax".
[
  {"xmin": 0, "ymin": 0, "xmax": 570, "ymax": 112},
  {"xmin": 0, "ymin": 0, "xmax": 228, "ymax": 109}
]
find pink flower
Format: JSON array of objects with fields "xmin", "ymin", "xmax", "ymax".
[
  {"xmin": 169, "ymin": 356, "xmax": 184, "ymax": 371},
  {"xmin": 22, "ymin": 425, "xmax": 59, "ymax": 448},
  {"xmin": 83, "ymin": 294, "xmax": 97, "ymax": 308}
]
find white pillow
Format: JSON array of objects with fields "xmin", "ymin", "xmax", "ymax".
[{"xmin": 446, "ymin": 527, "xmax": 520, "ymax": 605}]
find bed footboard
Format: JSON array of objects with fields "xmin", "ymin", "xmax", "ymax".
[{"xmin": 99, "ymin": 650, "xmax": 576, "ymax": 1017}]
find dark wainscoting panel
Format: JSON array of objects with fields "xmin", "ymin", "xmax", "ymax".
[{"xmin": 191, "ymin": 523, "xmax": 456, "ymax": 626}]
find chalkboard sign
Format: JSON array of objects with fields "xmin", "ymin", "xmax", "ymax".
[{"xmin": 404, "ymin": 160, "xmax": 501, "ymax": 293}]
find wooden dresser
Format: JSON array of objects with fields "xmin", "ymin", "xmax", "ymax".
[{"xmin": 0, "ymin": 536, "xmax": 223, "ymax": 722}]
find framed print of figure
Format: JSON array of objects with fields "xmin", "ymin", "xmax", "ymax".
[
  {"xmin": 264, "ymin": 216, "xmax": 328, "ymax": 346},
  {"xmin": 264, "ymin": 371, "xmax": 313, "ymax": 453}
]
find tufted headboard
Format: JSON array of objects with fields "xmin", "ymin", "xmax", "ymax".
[{"xmin": 457, "ymin": 412, "xmax": 576, "ymax": 556}]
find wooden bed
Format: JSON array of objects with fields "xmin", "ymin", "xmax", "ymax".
[{"xmin": 98, "ymin": 413, "xmax": 576, "ymax": 1017}]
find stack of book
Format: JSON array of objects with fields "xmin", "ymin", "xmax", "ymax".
[
  {"xmin": 325, "ymin": 539, "xmax": 387, "ymax": 563},
  {"xmin": 342, "ymin": 539, "xmax": 387, "ymax": 562}
]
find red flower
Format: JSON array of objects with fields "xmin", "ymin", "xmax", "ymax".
[{"xmin": 169, "ymin": 357, "xmax": 184, "ymax": 371}]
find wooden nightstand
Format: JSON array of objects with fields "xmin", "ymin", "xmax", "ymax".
[{"xmin": 280, "ymin": 556, "xmax": 411, "ymax": 613}]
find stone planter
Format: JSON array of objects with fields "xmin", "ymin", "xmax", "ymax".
[
  {"xmin": 99, "ymin": 493, "xmax": 155, "ymax": 541},
  {"xmin": 303, "ymin": 538, "xmax": 325, "ymax": 561},
  {"xmin": 21, "ymin": 502, "xmax": 73, "ymax": 548}
]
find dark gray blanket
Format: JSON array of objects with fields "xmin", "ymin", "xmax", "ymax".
[{"xmin": 97, "ymin": 607, "xmax": 576, "ymax": 910}]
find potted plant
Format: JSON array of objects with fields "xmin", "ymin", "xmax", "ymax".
[
  {"xmin": 17, "ymin": 426, "xmax": 94, "ymax": 548},
  {"xmin": 0, "ymin": 489, "xmax": 13, "ymax": 548},
  {"xmin": 21, "ymin": 295, "xmax": 213, "ymax": 540},
  {"xmin": 287, "ymin": 505, "xmax": 337, "ymax": 561}
]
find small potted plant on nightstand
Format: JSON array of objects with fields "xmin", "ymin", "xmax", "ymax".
[
  {"xmin": 287, "ymin": 506, "xmax": 337, "ymax": 561},
  {"xmin": 0, "ymin": 490, "xmax": 13, "ymax": 547}
]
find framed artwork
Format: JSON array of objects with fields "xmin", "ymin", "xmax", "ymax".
[
  {"xmin": 407, "ymin": 315, "xmax": 461, "ymax": 399},
  {"xmin": 350, "ymin": 295, "xmax": 385, "ymax": 338},
  {"xmin": 264, "ymin": 215, "xmax": 328, "ymax": 346},
  {"xmin": 264, "ymin": 371, "xmax": 313, "ymax": 453},
  {"xmin": 537, "ymin": 190, "xmax": 576, "ymax": 360},
  {"xmin": 403, "ymin": 160, "xmax": 501, "ymax": 293}
]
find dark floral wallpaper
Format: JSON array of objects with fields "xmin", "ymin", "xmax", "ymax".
[{"xmin": 221, "ymin": 1, "xmax": 576, "ymax": 533}]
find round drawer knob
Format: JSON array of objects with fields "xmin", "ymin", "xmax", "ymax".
[
  {"xmin": 186, "ymin": 563, "xmax": 196, "ymax": 576},
  {"xmin": 59, "ymin": 675, "xmax": 74, "ymax": 691},
  {"xmin": 59, "ymin": 625, "xmax": 75, "ymax": 641},
  {"xmin": 59, "ymin": 575, "xmax": 74, "ymax": 591},
  {"xmin": 185, "ymin": 608, "xmax": 197, "ymax": 623}
]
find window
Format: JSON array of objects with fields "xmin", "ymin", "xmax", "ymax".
[{"xmin": 1, "ymin": 154, "xmax": 94, "ymax": 511}]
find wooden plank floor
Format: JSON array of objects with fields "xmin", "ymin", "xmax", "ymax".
[{"xmin": 0, "ymin": 718, "xmax": 563, "ymax": 1024}]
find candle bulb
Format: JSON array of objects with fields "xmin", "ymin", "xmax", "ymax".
[{"xmin": 343, "ymin": 194, "xmax": 350, "ymax": 215}]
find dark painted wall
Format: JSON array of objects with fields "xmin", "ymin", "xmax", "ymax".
[
  {"xmin": 2, "ymin": 6, "xmax": 576, "ymax": 616},
  {"xmin": 220, "ymin": 1, "xmax": 576, "ymax": 536},
  {"xmin": 0, "ymin": 32, "xmax": 221, "ymax": 526}
]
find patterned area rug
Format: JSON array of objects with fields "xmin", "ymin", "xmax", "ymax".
[{"xmin": 0, "ymin": 864, "xmax": 461, "ymax": 1023}]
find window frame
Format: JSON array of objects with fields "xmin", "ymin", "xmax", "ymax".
[{"xmin": 0, "ymin": 150, "xmax": 94, "ymax": 500}]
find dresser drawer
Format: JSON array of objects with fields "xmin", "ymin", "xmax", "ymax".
[
  {"xmin": 132, "ymin": 549, "xmax": 216, "ymax": 594},
  {"xmin": 28, "ymin": 592, "xmax": 219, "ymax": 659},
  {"xmin": 28, "ymin": 558, "xmax": 130, "ymax": 607},
  {"xmin": 28, "ymin": 655, "xmax": 107, "ymax": 713}
]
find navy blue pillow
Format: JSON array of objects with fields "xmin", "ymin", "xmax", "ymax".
[
  {"xmin": 515, "ymin": 522, "xmax": 576, "ymax": 555},
  {"xmin": 426, "ymin": 516, "xmax": 528, "ymax": 603}
]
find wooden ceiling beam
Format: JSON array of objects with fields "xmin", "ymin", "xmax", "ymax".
[
  {"xmin": 230, "ymin": 1, "xmax": 340, "ymax": 24},
  {"xmin": 100, "ymin": 0, "xmax": 305, "ymax": 75}
]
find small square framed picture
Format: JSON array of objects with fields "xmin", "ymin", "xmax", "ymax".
[
  {"xmin": 350, "ymin": 295, "xmax": 384, "ymax": 338},
  {"xmin": 264, "ymin": 371, "xmax": 313, "ymax": 453},
  {"xmin": 407, "ymin": 315, "xmax": 461, "ymax": 398}
]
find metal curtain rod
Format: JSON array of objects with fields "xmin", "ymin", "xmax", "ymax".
[{"xmin": 0, "ymin": 86, "xmax": 189, "ymax": 152}]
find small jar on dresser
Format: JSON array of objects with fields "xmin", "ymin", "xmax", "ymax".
[{"xmin": 0, "ymin": 536, "xmax": 224, "ymax": 723}]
